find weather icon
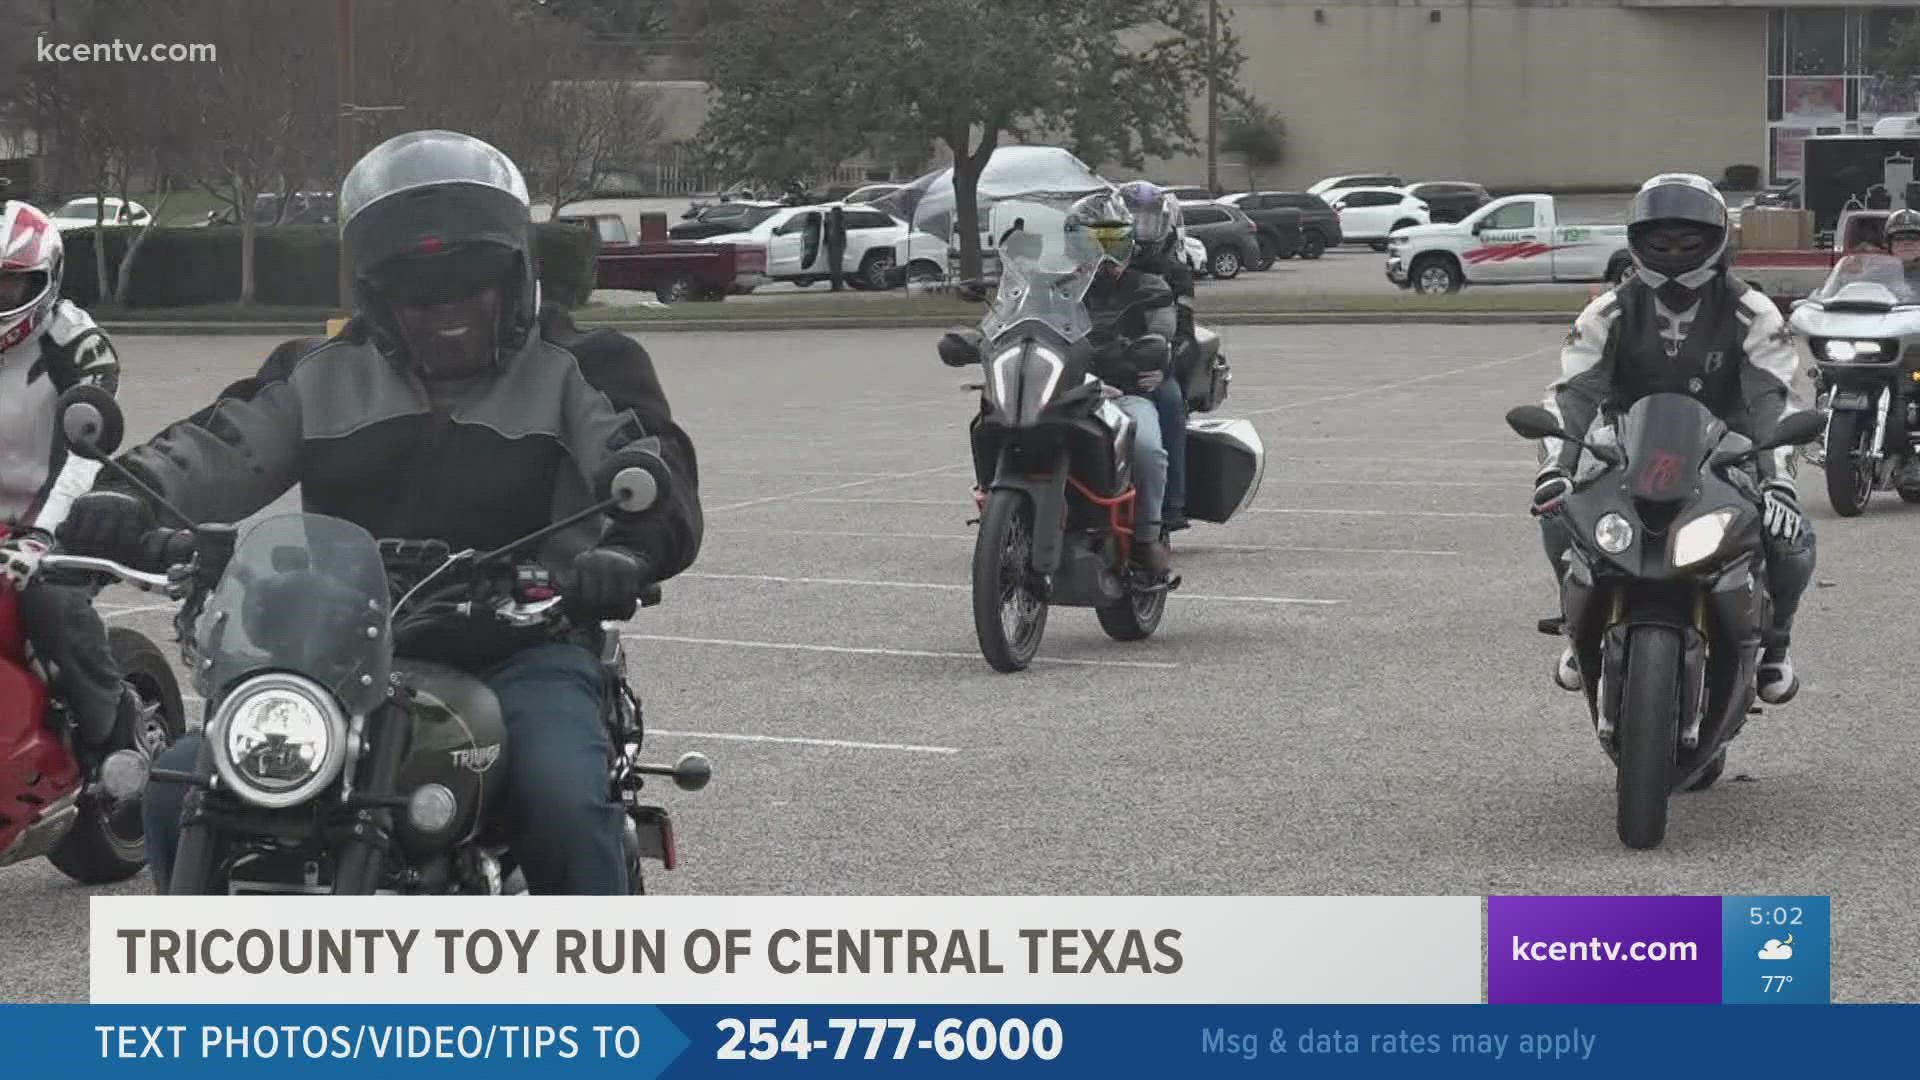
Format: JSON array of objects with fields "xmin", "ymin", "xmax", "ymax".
[{"xmin": 1758, "ymin": 935, "xmax": 1795, "ymax": 961}]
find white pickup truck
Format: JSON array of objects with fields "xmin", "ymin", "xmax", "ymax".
[{"xmin": 1386, "ymin": 194, "xmax": 1633, "ymax": 295}]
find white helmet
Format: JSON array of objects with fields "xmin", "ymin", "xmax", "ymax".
[
  {"xmin": 1625, "ymin": 173, "xmax": 1729, "ymax": 295},
  {"xmin": 0, "ymin": 201, "xmax": 64, "ymax": 354}
]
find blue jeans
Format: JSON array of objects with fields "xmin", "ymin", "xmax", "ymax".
[
  {"xmin": 143, "ymin": 641, "xmax": 629, "ymax": 895},
  {"xmin": 1151, "ymin": 374, "xmax": 1187, "ymax": 521},
  {"xmin": 1115, "ymin": 394, "xmax": 1167, "ymax": 541}
]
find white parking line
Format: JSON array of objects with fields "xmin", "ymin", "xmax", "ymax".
[
  {"xmin": 647, "ymin": 729, "xmax": 959, "ymax": 755},
  {"xmin": 622, "ymin": 633, "xmax": 1180, "ymax": 670},
  {"xmin": 733, "ymin": 528, "xmax": 1460, "ymax": 557},
  {"xmin": 678, "ymin": 571, "xmax": 1342, "ymax": 606},
  {"xmin": 707, "ymin": 464, "xmax": 967, "ymax": 513}
]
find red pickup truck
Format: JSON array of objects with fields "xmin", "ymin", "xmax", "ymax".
[
  {"xmin": 1734, "ymin": 208, "xmax": 1890, "ymax": 310},
  {"xmin": 562, "ymin": 212, "xmax": 768, "ymax": 304}
]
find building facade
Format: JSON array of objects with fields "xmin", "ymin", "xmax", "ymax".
[{"xmin": 1145, "ymin": 0, "xmax": 1917, "ymax": 192}]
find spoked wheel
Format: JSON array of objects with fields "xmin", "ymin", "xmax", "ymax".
[
  {"xmin": 971, "ymin": 490, "xmax": 1049, "ymax": 672},
  {"xmin": 1616, "ymin": 626, "xmax": 1682, "ymax": 850},
  {"xmin": 1096, "ymin": 582, "xmax": 1166, "ymax": 642},
  {"xmin": 49, "ymin": 628, "xmax": 186, "ymax": 884},
  {"xmin": 1823, "ymin": 412, "xmax": 1873, "ymax": 516}
]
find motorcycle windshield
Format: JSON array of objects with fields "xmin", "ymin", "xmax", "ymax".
[
  {"xmin": 1811, "ymin": 254, "xmax": 1919, "ymax": 306},
  {"xmin": 979, "ymin": 199, "xmax": 1101, "ymax": 343},
  {"xmin": 195, "ymin": 514, "xmax": 393, "ymax": 715},
  {"xmin": 1617, "ymin": 394, "xmax": 1724, "ymax": 503}
]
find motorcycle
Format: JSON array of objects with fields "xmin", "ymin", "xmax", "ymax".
[
  {"xmin": 1506, "ymin": 394, "xmax": 1823, "ymax": 850},
  {"xmin": 938, "ymin": 198, "xmax": 1264, "ymax": 672},
  {"xmin": 1788, "ymin": 253, "xmax": 1920, "ymax": 515},
  {"xmin": 53, "ymin": 387, "xmax": 710, "ymax": 895},
  {"xmin": 0, "ymin": 532, "xmax": 185, "ymax": 882}
]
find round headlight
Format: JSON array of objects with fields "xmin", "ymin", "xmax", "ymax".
[
  {"xmin": 1595, "ymin": 512, "xmax": 1634, "ymax": 554},
  {"xmin": 209, "ymin": 673, "xmax": 349, "ymax": 808}
]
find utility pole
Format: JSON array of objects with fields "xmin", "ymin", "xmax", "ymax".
[
  {"xmin": 1205, "ymin": 0, "xmax": 1219, "ymax": 194},
  {"xmin": 335, "ymin": 0, "xmax": 355, "ymax": 313}
]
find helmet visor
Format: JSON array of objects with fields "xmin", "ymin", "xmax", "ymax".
[
  {"xmin": 1629, "ymin": 183, "xmax": 1726, "ymax": 232},
  {"xmin": 1084, "ymin": 223, "xmax": 1134, "ymax": 263},
  {"xmin": 0, "ymin": 270, "xmax": 48, "ymax": 319},
  {"xmin": 1131, "ymin": 203, "xmax": 1172, "ymax": 244}
]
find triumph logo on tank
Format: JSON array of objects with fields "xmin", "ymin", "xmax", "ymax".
[{"xmin": 451, "ymin": 744, "xmax": 501, "ymax": 773}]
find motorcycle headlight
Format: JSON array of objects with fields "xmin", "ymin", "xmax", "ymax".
[
  {"xmin": 207, "ymin": 673, "xmax": 350, "ymax": 808},
  {"xmin": 1821, "ymin": 340, "xmax": 1882, "ymax": 363},
  {"xmin": 1671, "ymin": 508, "xmax": 1736, "ymax": 568},
  {"xmin": 1594, "ymin": 512, "xmax": 1634, "ymax": 554}
]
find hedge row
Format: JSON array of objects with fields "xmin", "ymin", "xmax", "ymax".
[{"xmin": 58, "ymin": 222, "xmax": 599, "ymax": 309}]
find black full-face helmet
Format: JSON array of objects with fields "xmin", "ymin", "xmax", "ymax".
[
  {"xmin": 339, "ymin": 130, "xmax": 537, "ymax": 365},
  {"xmin": 1626, "ymin": 172, "xmax": 1729, "ymax": 302}
]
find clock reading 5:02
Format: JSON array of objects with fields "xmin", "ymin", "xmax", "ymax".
[{"xmin": 1749, "ymin": 906, "xmax": 1804, "ymax": 927}]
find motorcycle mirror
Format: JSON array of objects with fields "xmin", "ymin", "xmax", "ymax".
[
  {"xmin": 98, "ymin": 748, "xmax": 149, "ymax": 801},
  {"xmin": 593, "ymin": 449, "xmax": 670, "ymax": 519},
  {"xmin": 1762, "ymin": 410, "xmax": 1827, "ymax": 449},
  {"xmin": 58, "ymin": 385, "xmax": 125, "ymax": 460},
  {"xmin": 938, "ymin": 330, "xmax": 983, "ymax": 367},
  {"xmin": 672, "ymin": 751, "xmax": 712, "ymax": 792},
  {"xmin": 1505, "ymin": 404, "xmax": 1566, "ymax": 441}
]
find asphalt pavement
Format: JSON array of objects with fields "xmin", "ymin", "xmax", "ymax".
[{"xmin": 4, "ymin": 324, "xmax": 1914, "ymax": 1003}]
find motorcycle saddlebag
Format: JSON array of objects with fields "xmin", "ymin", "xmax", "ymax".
[
  {"xmin": 1181, "ymin": 327, "xmax": 1231, "ymax": 413},
  {"xmin": 1184, "ymin": 417, "xmax": 1266, "ymax": 523}
]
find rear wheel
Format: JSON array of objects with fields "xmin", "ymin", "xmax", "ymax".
[
  {"xmin": 1299, "ymin": 231, "xmax": 1327, "ymax": 259},
  {"xmin": 48, "ymin": 629, "xmax": 186, "ymax": 884},
  {"xmin": 860, "ymin": 250, "xmax": 896, "ymax": 290},
  {"xmin": 1252, "ymin": 234, "xmax": 1277, "ymax": 271},
  {"xmin": 654, "ymin": 274, "xmax": 694, "ymax": 304},
  {"xmin": 1097, "ymin": 586, "xmax": 1165, "ymax": 642},
  {"xmin": 971, "ymin": 490, "xmax": 1048, "ymax": 672},
  {"xmin": 1823, "ymin": 411, "xmax": 1873, "ymax": 516},
  {"xmin": 1616, "ymin": 626, "xmax": 1682, "ymax": 850}
]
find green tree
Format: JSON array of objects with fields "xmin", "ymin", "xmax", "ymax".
[
  {"xmin": 1219, "ymin": 101, "xmax": 1285, "ymax": 192},
  {"xmin": 1872, "ymin": 15, "xmax": 1920, "ymax": 80},
  {"xmin": 699, "ymin": 0, "xmax": 1244, "ymax": 282}
]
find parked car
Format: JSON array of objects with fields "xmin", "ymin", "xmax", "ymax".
[
  {"xmin": 568, "ymin": 212, "xmax": 768, "ymax": 304},
  {"xmin": 1386, "ymin": 194, "xmax": 1632, "ymax": 294},
  {"xmin": 844, "ymin": 183, "xmax": 903, "ymax": 205},
  {"xmin": 1307, "ymin": 173, "xmax": 1402, "ymax": 197},
  {"xmin": 1321, "ymin": 186, "xmax": 1431, "ymax": 249},
  {"xmin": 1177, "ymin": 201, "xmax": 1264, "ymax": 279},
  {"xmin": 669, "ymin": 200, "xmax": 783, "ymax": 241},
  {"xmin": 47, "ymin": 196, "xmax": 151, "ymax": 231},
  {"xmin": 1160, "ymin": 185, "xmax": 1216, "ymax": 202},
  {"xmin": 204, "ymin": 190, "xmax": 337, "ymax": 227},
  {"xmin": 1218, "ymin": 192, "xmax": 1327, "ymax": 261},
  {"xmin": 1402, "ymin": 181, "xmax": 1491, "ymax": 224},
  {"xmin": 702, "ymin": 203, "xmax": 942, "ymax": 289}
]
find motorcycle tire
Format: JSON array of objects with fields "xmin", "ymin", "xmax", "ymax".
[
  {"xmin": 623, "ymin": 820, "xmax": 647, "ymax": 896},
  {"xmin": 1096, "ymin": 584, "xmax": 1166, "ymax": 642},
  {"xmin": 1823, "ymin": 411, "xmax": 1873, "ymax": 517},
  {"xmin": 971, "ymin": 489, "xmax": 1048, "ymax": 672},
  {"xmin": 1616, "ymin": 625, "xmax": 1682, "ymax": 850},
  {"xmin": 48, "ymin": 628, "xmax": 187, "ymax": 885}
]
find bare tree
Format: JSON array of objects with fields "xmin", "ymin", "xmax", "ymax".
[{"xmin": 511, "ymin": 71, "xmax": 662, "ymax": 212}]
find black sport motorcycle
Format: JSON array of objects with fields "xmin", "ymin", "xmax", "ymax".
[
  {"xmin": 1788, "ymin": 254, "xmax": 1920, "ymax": 515},
  {"xmin": 55, "ymin": 387, "xmax": 711, "ymax": 895},
  {"xmin": 938, "ymin": 199, "xmax": 1264, "ymax": 672},
  {"xmin": 1507, "ymin": 394, "xmax": 1823, "ymax": 850}
]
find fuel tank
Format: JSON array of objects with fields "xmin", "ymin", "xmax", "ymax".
[{"xmin": 391, "ymin": 658, "xmax": 509, "ymax": 852}]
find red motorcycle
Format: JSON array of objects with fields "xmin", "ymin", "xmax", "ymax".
[{"xmin": 0, "ymin": 523, "xmax": 185, "ymax": 882}]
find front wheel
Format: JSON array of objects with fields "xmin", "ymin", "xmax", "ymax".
[
  {"xmin": 1097, "ymin": 586, "xmax": 1165, "ymax": 642},
  {"xmin": 48, "ymin": 628, "xmax": 186, "ymax": 885},
  {"xmin": 1823, "ymin": 411, "xmax": 1873, "ymax": 516},
  {"xmin": 1209, "ymin": 247, "xmax": 1242, "ymax": 279},
  {"xmin": 971, "ymin": 490, "xmax": 1049, "ymax": 672},
  {"xmin": 1616, "ymin": 626, "xmax": 1682, "ymax": 850},
  {"xmin": 1411, "ymin": 256, "xmax": 1462, "ymax": 295}
]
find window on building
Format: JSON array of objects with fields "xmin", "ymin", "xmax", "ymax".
[
  {"xmin": 1786, "ymin": 10, "xmax": 1846, "ymax": 75},
  {"xmin": 1765, "ymin": 7, "xmax": 1920, "ymax": 185}
]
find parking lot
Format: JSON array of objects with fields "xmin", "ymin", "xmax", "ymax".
[{"xmin": 5, "ymin": 321, "xmax": 1912, "ymax": 1002}]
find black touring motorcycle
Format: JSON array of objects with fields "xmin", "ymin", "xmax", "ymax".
[
  {"xmin": 939, "ymin": 198, "xmax": 1264, "ymax": 672},
  {"xmin": 54, "ymin": 387, "xmax": 710, "ymax": 894},
  {"xmin": 1507, "ymin": 394, "xmax": 1823, "ymax": 849}
]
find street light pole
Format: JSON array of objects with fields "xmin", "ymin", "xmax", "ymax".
[
  {"xmin": 1205, "ymin": 0, "xmax": 1219, "ymax": 193},
  {"xmin": 335, "ymin": 0, "xmax": 355, "ymax": 313}
]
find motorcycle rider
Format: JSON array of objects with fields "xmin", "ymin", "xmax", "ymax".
[
  {"xmin": 0, "ymin": 199, "xmax": 139, "ymax": 769},
  {"xmin": 1535, "ymin": 172, "xmax": 1813, "ymax": 705},
  {"xmin": 1116, "ymin": 181, "xmax": 1193, "ymax": 535},
  {"xmin": 1069, "ymin": 191, "xmax": 1177, "ymax": 580},
  {"xmin": 58, "ymin": 130, "xmax": 704, "ymax": 895},
  {"xmin": 1883, "ymin": 208, "xmax": 1920, "ymax": 297}
]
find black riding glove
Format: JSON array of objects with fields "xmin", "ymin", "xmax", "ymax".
[
  {"xmin": 57, "ymin": 490, "xmax": 155, "ymax": 560},
  {"xmin": 569, "ymin": 546, "xmax": 649, "ymax": 621}
]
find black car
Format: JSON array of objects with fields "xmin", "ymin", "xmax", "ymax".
[
  {"xmin": 1221, "ymin": 192, "xmax": 1336, "ymax": 259},
  {"xmin": 1178, "ymin": 201, "xmax": 1265, "ymax": 279},
  {"xmin": 668, "ymin": 201, "xmax": 782, "ymax": 240},
  {"xmin": 1404, "ymin": 181, "xmax": 1491, "ymax": 224},
  {"xmin": 206, "ymin": 190, "xmax": 337, "ymax": 227}
]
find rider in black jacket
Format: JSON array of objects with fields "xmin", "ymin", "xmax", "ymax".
[
  {"xmin": 1534, "ymin": 173, "xmax": 1812, "ymax": 705},
  {"xmin": 60, "ymin": 131, "xmax": 703, "ymax": 895},
  {"xmin": 1117, "ymin": 181, "xmax": 1194, "ymax": 534}
]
